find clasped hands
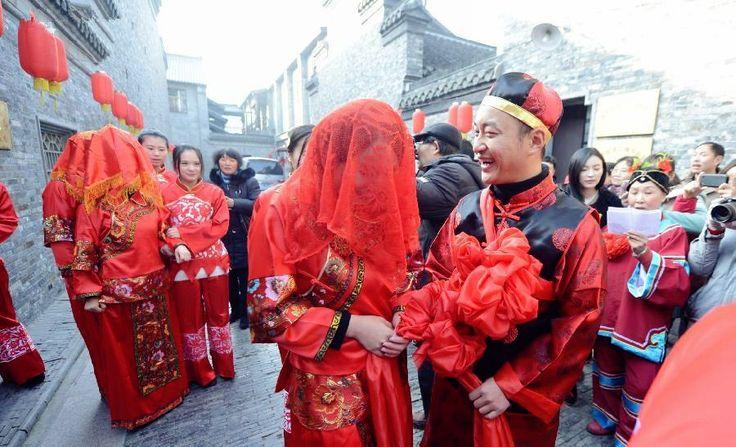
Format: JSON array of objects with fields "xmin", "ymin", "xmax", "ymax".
[{"xmin": 346, "ymin": 313, "xmax": 409, "ymax": 358}]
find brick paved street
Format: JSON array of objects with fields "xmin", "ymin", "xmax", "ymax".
[{"xmin": 11, "ymin": 311, "xmax": 615, "ymax": 447}]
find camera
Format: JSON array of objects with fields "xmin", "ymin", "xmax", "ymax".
[{"xmin": 710, "ymin": 198, "xmax": 736, "ymax": 223}]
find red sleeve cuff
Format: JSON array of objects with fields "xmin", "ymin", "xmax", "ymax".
[{"xmin": 494, "ymin": 363, "xmax": 560, "ymax": 423}]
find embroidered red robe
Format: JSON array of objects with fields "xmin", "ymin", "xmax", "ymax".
[
  {"xmin": 0, "ymin": 182, "xmax": 46, "ymax": 385},
  {"xmin": 247, "ymin": 188, "xmax": 415, "ymax": 447},
  {"xmin": 592, "ymin": 223, "xmax": 690, "ymax": 445},
  {"xmin": 71, "ymin": 192, "xmax": 188, "ymax": 429},
  {"xmin": 162, "ymin": 180, "xmax": 234, "ymax": 385},
  {"xmin": 417, "ymin": 176, "xmax": 606, "ymax": 447},
  {"xmin": 42, "ymin": 179, "xmax": 107, "ymax": 396}
]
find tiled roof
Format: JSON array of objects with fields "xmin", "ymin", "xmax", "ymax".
[
  {"xmin": 166, "ymin": 54, "xmax": 206, "ymax": 85},
  {"xmin": 400, "ymin": 57, "xmax": 497, "ymax": 109}
]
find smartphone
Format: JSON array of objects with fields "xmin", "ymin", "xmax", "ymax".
[{"xmin": 700, "ymin": 174, "xmax": 729, "ymax": 188}]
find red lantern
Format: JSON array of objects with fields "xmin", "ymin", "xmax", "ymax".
[
  {"xmin": 126, "ymin": 101, "xmax": 137, "ymax": 131},
  {"xmin": 91, "ymin": 71, "xmax": 114, "ymax": 112},
  {"xmin": 412, "ymin": 108, "xmax": 425, "ymax": 134},
  {"xmin": 448, "ymin": 102, "xmax": 459, "ymax": 127},
  {"xmin": 112, "ymin": 91, "xmax": 128, "ymax": 125},
  {"xmin": 17, "ymin": 13, "xmax": 59, "ymax": 94},
  {"xmin": 457, "ymin": 101, "xmax": 473, "ymax": 133},
  {"xmin": 137, "ymin": 108, "xmax": 145, "ymax": 130},
  {"xmin": 1, "ymin": 1, "xmax": 5, "ymax": 38},
  {"xmin": 49, "ymin": 35, "xmax": 69, "ymax": 95}
]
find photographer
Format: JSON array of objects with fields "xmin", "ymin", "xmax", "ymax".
[{"xmin": 687, "ymin": 181, "xmax": 736, "ymax": 322}]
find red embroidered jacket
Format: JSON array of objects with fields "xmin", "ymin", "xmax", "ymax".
[
  {"xmin": 155, "ymin": 166, "xmax": 177, "ymax": 187},
  {"xmin": 161, "ymin": 180, "xmax": 230, "ymax": 280},
  {"xmin": 71, "ymin": 193, "xmax": 171, "ymax": 304},
  {"xmin": 600, "ymin": 223, "xmax": 690, "ymax": 363}
]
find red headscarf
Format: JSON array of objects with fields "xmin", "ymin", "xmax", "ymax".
[
  {"xmin": 275, "ymin": 99, "xmax": 420, "ymax": 291},
  {"xmin": 50, "ymin": 130, "xmax": 94, "ymax": 202},
  {"xmin": 80, "ymin": 125, "xmax": 161, "ymax": 212}
]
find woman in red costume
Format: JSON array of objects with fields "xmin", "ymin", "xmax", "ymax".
[
  {"xmin": 247, "ymin": 99, "xmax": 421, "ymax": 446},
  {"xmin": 162, "ymin": 145, "xmax": 234, "ymax": 386},
  {"xmin": 71, "ymin": 125, "xmax": 188, "ymax": 429},
  {"xmin": 42, "ymin": 132, "xmax": 107, "ymax": 397},
  {"xmin": 0, "ymin": 182, "xmax": 46, "ymax": 386}
]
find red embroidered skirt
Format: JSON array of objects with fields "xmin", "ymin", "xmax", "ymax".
[
  {"xmin": 0, "ymin": 259, "xmax": 45, "ymax": 385},
  {"xmin": 95, "ymin": 293, "xmax": 189, "ymax": 429}
]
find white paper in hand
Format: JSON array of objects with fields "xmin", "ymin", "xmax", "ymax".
[{"xmin": 607, "ymin": 207, "xmax": 661, "ymax": 237}]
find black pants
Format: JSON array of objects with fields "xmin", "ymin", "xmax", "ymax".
[
  {"xmin": 418, "ymin": 360, "xmax": 435, "ymax": 416},
  {"xmin": 228, "ymin": 267, "xmax": 249, "ymax": 322}
]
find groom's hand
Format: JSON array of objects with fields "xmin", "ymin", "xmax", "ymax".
[
  {"xmin": 381, "ymin": 333, "xmax": 410, "ymax": 357},
  {"xmin": 469, "ymin": 378, "xmax": 510, "ymax": 419}
]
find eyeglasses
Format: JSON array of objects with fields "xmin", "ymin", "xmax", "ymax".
[{"xmin": 414, "ymin": 138, "xmax": 437, "ymax": 151}]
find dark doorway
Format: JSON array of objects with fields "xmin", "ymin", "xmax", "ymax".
[{"xmin": 551, "ymin": 99, "xmax": 588, "ymax": 183}]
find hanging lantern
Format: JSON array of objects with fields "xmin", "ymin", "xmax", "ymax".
[
  {"xmin": 91, "ymin": 71, "xmax": 114, "ymax": 112},
  {"xmin": 126, "ymin": 101, "xmax": 137, "ymax": 132},
  {"xmin": 448, "ymin": 102, "xmax": 459, "ymax": 127},
  {"xmin": 17, "ymin": 13, "xmax": 59, "ymax": 96},
  {"xmin": 49, "ymin": 35, "xmax": 69, "ymax": 96},
  {"xmin": 457, "ymin": 101, "xmax": 473, "ymax": 134},
  {"xmin": 412, "ymin": 108, "xmax": 425, "ymax": 134},
  {"xmin": 0, "ymin": 1, "xmax": 5, "ymax": 38},
  {"xmin": 138, "ymin": 109, "xmax": 145, "ymax": 129},
  {"xmin": 112, "ymin": 91, "xmax": 128, "ymax": 125}
]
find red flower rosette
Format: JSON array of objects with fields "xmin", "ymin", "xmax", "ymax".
[{"xmin": 397, "ymin": 227, "xmax": 553, "ymax": 446}]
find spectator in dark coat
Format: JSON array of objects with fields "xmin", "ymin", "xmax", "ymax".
[
  {"xmin": 209, "ymin": 149, "xmax": 261, "ymax": 329},
  {"xmin": 415, "ymin": 123, "xmax": 484, "ymax": 257}
]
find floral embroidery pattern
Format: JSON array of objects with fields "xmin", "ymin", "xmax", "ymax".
[
  {"xmin": 43, "ymin": 215, "xmax": 74, "ymax": 246},
  {"xmin": 533, "ymin": 192, "xmax": 558, "ymax": 211},
  {"xmin": 0, "ymin": 324, "xmax": 37, "ymax": 363},
  {"xmin": 102, "ymin": 269, "xmax": 170, "ymax": 304},
  {"xmin": 247, "ymin": 274, "xmax": 307, "ymax": 342},
  {"xmin": 283, "ymin": 391, "xmax": 292, "ymax": 433},
  {"xmin": 131, "ymin": 296, "xmax": 181, "ymax": 395},
  {"xmin": 194, "ymin": 241, "xmax": 228, "ymax": 260},
  {"xmin": 552, "ymin": 228, "xmax": 575, "ymax": 251},
  {"xmin": 208, "ymin": 325, "xmax": 233, "ymax": 355},
  {"xmin": 167, "ymin": 194, "xmax": 214, "ymax": 226},
  {"xmin": 289, "ymin": 370, "xmax": 369, "ymax": 431},
  {"xmin": 72, "ymin": 240, "xmax": 98, "ymax": 271},
  {"xmin": 102, "ymin": 200, "xmax": 155, "ymax": 261},
  {"xmin": 182, "ymin": 326, "xmax": 208, "ymax": 361}
]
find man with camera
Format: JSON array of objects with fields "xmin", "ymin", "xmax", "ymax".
[{"xmin": 687, "ymin": 181, "xmax": 736, "ymax": 323}]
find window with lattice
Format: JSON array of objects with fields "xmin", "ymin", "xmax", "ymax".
[{"xmin": 39, "ymin": 122, "xmax": 74, "ymax": 180}]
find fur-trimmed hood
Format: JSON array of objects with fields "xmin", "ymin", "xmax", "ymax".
[{"xmin": 209, "ymin": 167, "xmax": 256, "ymax": 186}]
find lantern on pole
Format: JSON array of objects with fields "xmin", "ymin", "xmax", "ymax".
[
  {"xmin": 448, "ymin": 102, "xmax": 459, "ymax": 127},
  {"xmin": 91, "ymin": 71, "xmax": 114, "ymax": 112},
  {"xmin": 126, "ymin": 101, "xmax": 137, "ymax": 132},
  {"xmin": 457, "ymin": 101, "xmax": 473, "ymax": 134},
  {"xmin": 412, "ymin": 108, "xmax": 425, "ymax": 134},
  {"xmin": 48, "ymin": 35, "xmax": 68, "ymax": 96},
  {"xmin": 18, "ymin": 13, "xmax": 59, "ymax": 98},
  {"xmin": 112, "ymin": 91, "xmax": 128, "ymax": 125}
]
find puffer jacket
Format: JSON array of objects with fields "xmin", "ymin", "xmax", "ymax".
[{"xmin": 209, "ymin": 168, "xmax": 261, "ymax": 269}]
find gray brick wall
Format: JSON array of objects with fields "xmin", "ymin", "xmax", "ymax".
[{"xmin": 0, "ymin": 0, "xmax": 170, "ymax": 321}]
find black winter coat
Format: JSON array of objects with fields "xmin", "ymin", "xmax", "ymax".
[
  {"xmin": 209, "ymin": 168, "xmax": 261, "ymax": 269},
  {"xmin": 416, "ymin": 154, "xmax": 484, "ymax": 256}
]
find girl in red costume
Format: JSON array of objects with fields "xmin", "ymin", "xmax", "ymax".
[
  {"xmin": 162, "ymin": 145, "xmax": 234, "ymax": 386},
  {"xmin": 247, "ymin": 99, "xmax": 421, "ymax": 446},
  {"xmin": 71, "ymin": 125, "xmax": 188, "ymax": 429},
  {"xmin": 138, "ymin": 130, "xmax": 176, "ymax": 186},
  {"xmin": 0, "ymin": 182, "xmax": 45, "ymax": 386}
]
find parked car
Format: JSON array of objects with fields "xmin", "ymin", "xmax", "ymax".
[{"xmin": 242, "ymin": 157, "xmax": 286, "ymax": 190}]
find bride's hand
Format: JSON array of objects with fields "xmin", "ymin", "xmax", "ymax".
[{"xmin": 346, "ymin": 315, "xmax": 394, "ymax": 356}]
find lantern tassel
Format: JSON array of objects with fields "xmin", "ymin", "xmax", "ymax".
[
  {"xmin": 101, "ymin": 103, "xmax": 111, "ymax": 113},
  {"xmin": 49, "ymin": 82, "xmax": 63, "ymax": 95}
]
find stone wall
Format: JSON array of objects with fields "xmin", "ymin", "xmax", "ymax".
[{"xmin": 0, "ymin": 0, "xmax": 170, "ymax": 321}]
